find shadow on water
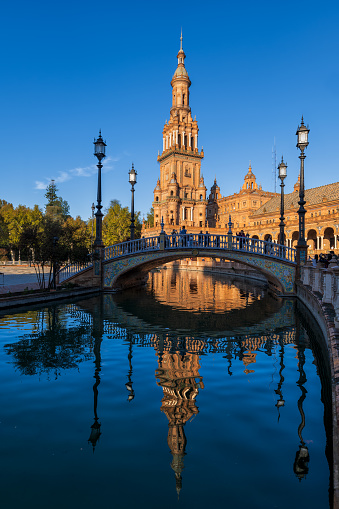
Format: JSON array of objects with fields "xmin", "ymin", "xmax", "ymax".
[{"xmin": 0, "ymin": 273, "xmax": 334, "ymax": 509}]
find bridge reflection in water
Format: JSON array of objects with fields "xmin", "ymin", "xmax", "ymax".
[{"xmin": 0, "ymin": 269, "xmax": 332, "ymax": 509}]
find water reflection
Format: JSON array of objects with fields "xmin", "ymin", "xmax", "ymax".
[
  {"xmin": 88, "ymin": 308, "xmax": 103, "ymax": 451},
  {"xmin": 294, "ymin": 322, "xmax": 310, "ymax": 480},
  {"xmin": 148, "ymin": 267, "xmax": 264, "ymax": 312},
  {"xmin": 3, "ymin": 307, "xmax": 93, "ymax": 377},
  {"xmin": 275, "ymin": 341, "xmax": 285, "ymax": 420},
  {"xmin": 125, "ymin": 336, "xmax": 135, "ymax": 402},
  {"xmin": 0, "ymin": 270, "xmax": 332, "ymax": 508},
  {"xmin": 156, "ymin": 350, "xmax": 203, "ymax": 497}
]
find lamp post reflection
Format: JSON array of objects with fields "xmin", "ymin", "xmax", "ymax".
[
  {"xmin": 125, "ymin": 334, "xmax": 135, "ymax": 402},
  {"xmin": 88, "ymin": 306, "xmax": 103, "ymax": 451},
  {"xmin": 293, "ymin": 335, "xmax": 309, "ymax": 480},
  {"xmin": 275, "ymin": 339, "xmax": 285, "ymax": 421}
]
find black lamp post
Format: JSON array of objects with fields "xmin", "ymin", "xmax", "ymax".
[
  {"xmin": 296, "ymin": 117, "xmax": 310, "ymax": 266},
  {"xmin": 93, "ymin": 130, "xmax": 106, "ymax": 248},
  {"xmin": 129, "ymin": 164, "xmax": 137, "ymax": 240},
  {"xmin": 91, "ymin": 202, "xmax": 95, "ymax": 259},
  {"xmin": 278, "ymin": 157, "xmax": 287, "ymax": 245},
  {"xmin": 52, "ymin": 236, "xmax": 58, "ymax": 290}
]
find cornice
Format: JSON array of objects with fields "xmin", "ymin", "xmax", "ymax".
[{"xmin": 158, "ymin": 148, "xmax": 204, "ymax": 163}]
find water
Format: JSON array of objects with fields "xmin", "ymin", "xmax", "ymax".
[{"xmin": 0, "ymin": 268, "xmax": 332, "ymax": 509}]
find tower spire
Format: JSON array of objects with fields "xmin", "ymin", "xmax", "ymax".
[{"xmin": 180, "ymin": 28, "xmax": 183, "ymax": 50}]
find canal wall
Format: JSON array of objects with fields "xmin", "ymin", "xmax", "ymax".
[
  {"xmin": 299, "ymin": 261, "xmax": 339, "ymax": 509},
  {"xmin": 0, "ymin": 286, "xmax": 100, "ymax": 311}
]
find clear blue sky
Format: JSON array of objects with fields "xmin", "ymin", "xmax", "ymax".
[{"xmin": 1, "ymin": 0, "xmax": 338, "ymax": 221}]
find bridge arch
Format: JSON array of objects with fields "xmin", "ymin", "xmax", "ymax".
[
  {"xmin": 103, "ymin": 248, "xmax": 295, "ymax": 294},
  {"xmin": 59, "ymin": 234, "xmax": 296, "ymax": 295}
]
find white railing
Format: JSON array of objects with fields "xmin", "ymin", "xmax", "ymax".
[
  {"xmin": 104, "ymin": 234, "xmax": 296, "ymax": 263},
  {"xmin": 104, "ymin": 236, "xmax": 160, "ymax": 259},
  {"xmin": 300, "ymin": 260, "xmax": 339, "ymax": 327},
  {"xmin": 57, "ymin": 261, "xmax": 93, "ymax": 283}
]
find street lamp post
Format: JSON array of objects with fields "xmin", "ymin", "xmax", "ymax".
[
  {"xmin": 91, "ymin": 202, "xmax": 95, "ymax": 260},
  {"xmin": 52, "ymin": 236, "xmax": 58, "ymax": 290},
  {"xmin": 93, "ymin": 131, "xmax": 106, "ymax": 284},
  {"xmin": 296, "ymin": 117, "xmax": 310, "ymax": 269},
  {"xmin": 129, "ymin": 164, "xmax": 137, "ymax": 240},
  {"xmin": 93, "ymin": 130, "xmax": 106, "ymax": 248},
  {"xmin": 278, "ymin": 157, "xmax": 287, "ymax": 245}
]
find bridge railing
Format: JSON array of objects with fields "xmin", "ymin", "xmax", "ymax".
[
  {"xmin": 104, "ymin": 234, "xmax": 296, "ymax": 263},
  {"xmin": 104, "ymin": 236, "xmax": 160, "ymax": 260},
  {"xmin": 57, "ymin": 261, "xmax": 93, "ymax": 283}
]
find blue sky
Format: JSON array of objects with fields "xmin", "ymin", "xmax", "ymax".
[{"xmin": 1, "ymin": 0, "xmax": 338, "ymax": 221}]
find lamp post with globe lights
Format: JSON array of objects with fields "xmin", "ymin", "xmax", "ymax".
[
  {"xmin": 278, "ymin": 157, "xmax": 287, "ymax": 246},
  {"xmin": 93, "ymin": 131, "xmax": 106, "ymax": 282},
  {"xmin": 296, "ymin": 117, "xmax": 310, "ymax": 270},
  {"xmin": 129, "ymin": 164, "xmax": 137, "ymax": 240},
  {"xmin": 93, "ymin": 131, "xmax": 106, "ymax": 248}
]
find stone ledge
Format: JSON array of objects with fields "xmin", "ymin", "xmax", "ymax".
[
  {"xmin": 296, "ymin": 282, "xmax": 339, "ymax": 508},
  {"xmin": 0, "ymin": 287, "xmax": 100, "ymax": 310}
]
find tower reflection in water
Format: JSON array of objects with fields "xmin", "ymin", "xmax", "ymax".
[
  {"xmin": 0, "ymin": 266, "xmax": 331, "ymax": 506},
  {"xmin": 155, "ymin": 349, "xmax": 203, "ymax": 497}
]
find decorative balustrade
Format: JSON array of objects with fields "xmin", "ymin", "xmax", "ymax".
[
  {"xmin": 57, "ymin": 261, "xmax": 93, "ymax": 283},
  {"xmin": 104, "ymin": 234, "xmax": 296, "ymax": 263},
  {"xmin": 300, "ymin": 260, "xmax": 339, "ymax": 325}
]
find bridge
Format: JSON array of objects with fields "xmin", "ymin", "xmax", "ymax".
[{"xmin": 58, "ymin": 232, "xmax": 297, "ymax": 294}]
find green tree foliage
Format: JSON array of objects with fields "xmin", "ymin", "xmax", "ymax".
[
  {"xmin": 61, "ymin": 216, "xmax": 91, "ymax": 263},
  {"xmin": 146, "ymin": 207, "xmax": 154, "ymax": 227},
  {"xmin": 102, "ymin": 200, "xmax": 142, "ymax": 245},
  {"xmin": 0, "ymin": 202, "xmax": 43, "ymax": 261},
  {"xmin": 22, "ymin": 214, "xmax": 64, "ymax": 288},
  {"xmin": 45, "ymin": 180, "xmax": 70, "ymax": 219}
]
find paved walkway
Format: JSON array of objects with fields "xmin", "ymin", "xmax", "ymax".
[{"xmin": 0, "ymin": 266, "xmax": 45, "ymax": 294}]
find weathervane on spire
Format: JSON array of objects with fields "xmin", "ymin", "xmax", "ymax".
[{"xmin": 180, "ymin": 28, "xmax": 183, "ymax": 50}]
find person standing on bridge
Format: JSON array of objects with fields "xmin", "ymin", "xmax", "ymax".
[
  {"xmin": 179, "ymin": 226, "xmax": 187, "ymax": 247},
  {"xmin": 171, "ymin": 229, "xmax": 177, "ymax": 247}
]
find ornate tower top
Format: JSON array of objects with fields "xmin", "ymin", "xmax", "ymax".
[
  {"xmin": 158, "ymin": 33, "xmax": 203, "ymax": 163},
  {"xmin": 170, "ymin": 32, "xmax": 192, "ymax": 118},
  {"xmin": 242, "ymin": 163, "xmax": 258, "ymax": 191},
  {"xmin": 172, "ymin": 29, "xmax": 189, "ymax": 80}
]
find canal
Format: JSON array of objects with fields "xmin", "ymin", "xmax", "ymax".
[{"xmin": 0, "ymin": 267, "xmax": 333, "ymax": 509}]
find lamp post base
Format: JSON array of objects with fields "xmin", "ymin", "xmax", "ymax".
[
  {"xmin": 296, "ymin": 244, "xmax": 308, "ymax": 281},
  {"xmin": 93, "ymin": 242, "xmax": 104, "ymax": 288}
]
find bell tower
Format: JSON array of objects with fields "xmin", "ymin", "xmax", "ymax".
[{"xmin": 153, "ymin": 33, "xmax": 207, "ymax": 230}]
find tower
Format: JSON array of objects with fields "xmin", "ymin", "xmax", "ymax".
[{"xmin": 154, "ymin": 33, "xmax": 207, "ymax": 230}]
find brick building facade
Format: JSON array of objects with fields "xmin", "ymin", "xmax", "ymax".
[{"xmin": 142, "ymin": 37, "xmax": 339, "ymax": 255}]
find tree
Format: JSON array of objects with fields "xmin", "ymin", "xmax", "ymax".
[
  {"xmin": 103, "ymin": 200, "xmax": 131, "ymax": 245},
  {"xmin": 61, "ymin": 216, "xmax": 91, "ymax": 263},
  {"xmin": 146, "ymin": 207, "xmax": 154, "ymax": 228},
  {"xmin": 102, "ymin": 200, "xmax": 142, "ymax": 245},
  {"xmin": 22, "ymin": 214, "xmax": 65, "ymax": 288},
  {"xmin": 45, "ymin": 180, "xmax": 70, "ymax": 220}
]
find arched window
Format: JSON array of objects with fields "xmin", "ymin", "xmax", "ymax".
[
  {"xmin": 200, "ymin": 194, "xmax": 203, "ymax": 200},
  {"xmin": 156, "ymin": 196, "xmax": 159, "ymax": 202},
  {"xmin": 171, "ymin": 190, "xmax": 174, "ymax": 196}
]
